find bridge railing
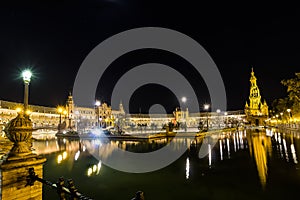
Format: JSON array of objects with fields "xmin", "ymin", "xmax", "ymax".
[{"xmin": 27, "ymin": 167, "xmax": 93, "ymax": 200}]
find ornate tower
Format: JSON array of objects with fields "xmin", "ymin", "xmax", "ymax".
[
  {"xmin": 248, "ymin": 68, "xmax": 261, "ymax": 115},
  {"xmin": 245, "ymin": 68, "xmax": 269, "ymax": 125},
  {"xmin": 119, "ymin": 101, "xmax": 125, "ymax": 114},
  {"xmin": 66, "ymin": 92, "xmax": 75, "ymax": 129}
]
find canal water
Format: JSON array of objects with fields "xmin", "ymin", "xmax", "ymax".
[{"xmin": 33, "ymin": 128, "xmax": 300, "ymax": 200}]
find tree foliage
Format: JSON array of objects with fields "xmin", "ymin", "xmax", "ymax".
[
  {"xmin": 281, "ymin": 73, "xmax": 300, "ymax": 104},
  {"xmin": 272, "ymin": 73, "xmax": 300, "ymax": 116}
]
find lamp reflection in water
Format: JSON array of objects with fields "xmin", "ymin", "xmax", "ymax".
[
  {"xmin": 219, "ymin": 140, "xmax": 223, "ymax": 161},
  {"xmin": 74, "ymin": 150, "xmax": 80, "ymax": 161},
  {"xmin": 208, "ymin": 144, "xmax": 212, "ymax": 167},
  {"xmin": 185, "ymin": 157, "xmax": 190, "ymax": 179},
  {"xmin": 290, "ymin": 143, "xmax": 298, "ymax": 164},
  {"xmin": 248, "ymin": 130, "xmax": 272, "ymax": 189},
  {"xmin": 227, "ymin": 138, "xmax": 230, "ymax": 159},
  {"xmin": 57, "ymin": 151, "xmax": 68, "ymax": 164},
  {"xmin": 87, "ymin": 161, "xmax": 102, "ymax": 177}
]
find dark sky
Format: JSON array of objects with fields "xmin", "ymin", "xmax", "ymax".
[{"xmin": 1, "ymin": 1, "xmax": 300, "ymax": 113}]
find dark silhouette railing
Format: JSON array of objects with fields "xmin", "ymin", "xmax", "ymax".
[{"xmin": 27, "ymin": 168, "xmax": 93, "ymax": 200}]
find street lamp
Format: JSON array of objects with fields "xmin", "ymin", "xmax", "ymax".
[
  {"xmin": 95, "ymin": 100, "xmax": 101, "ymax": 128},
  {"xmin": 287, "ymin": 109, "xmax": 291, "ymax": 125},
  {"xmin": 224, "ymin": 112, "xmax": 228, "ymax": 128},
  {"xmin": 204, "ymin": 104, "xmax": 210, "ymax": 130},
  {"xmin": 22, "ymin": 69, "xmax": 32, "ymax": 113},
  {"xmin": 57, "ymin": 107, "xmax": 63, "ymax": 132},
  {"xmin": 216, "ymin": 109, "xmax": 221, "ymax": 128},
  {"xmin": 181, "ymin": 97, "xmax": 187, "ymax": 130}
]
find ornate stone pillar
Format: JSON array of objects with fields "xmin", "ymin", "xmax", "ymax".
[{"xmin": 0, "ymin": 113, "xmax": 46, "ymax": 200}]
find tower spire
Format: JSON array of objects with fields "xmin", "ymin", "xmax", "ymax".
[{"xmin": 245, "ymin": 67, "xmax": 269, "ymax": 125}]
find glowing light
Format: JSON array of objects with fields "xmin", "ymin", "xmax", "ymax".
[
  {"xmin": 204, "ymin": 104, "xmax": 210, "ymax": 110},
  {"xmin": 181, "ymin": 97, "xmax": 187, "ymax": 103},
  {"xmin": 283, "ymin": 139, "xmax": 289, "ymax": 162},
  {"xmin": 219, "ymin": 140, "xmax": 223, "ymax": 160},
  {"xmin": 233, "ymin": 133, "xmax": 237, "ymax": 152},
  {"xmin": 87, "ymin": 168, "xmax": 93, "ymax": 177},
  {"xmin": 185, "ymin": 157, "xmax": 190, "ymax": 179},
  {"xmin": 25, "ymin": 110, "xmax": 32, "ymax": 115},
  {"xmin": 16, "ymin": 107, "xmax": 22, "ymax": 113},
  {"xmin": 57, "ymin": 107, "xmax": 63, "ymax": 113},
  {"xmin": 62, "ymin": 151, "xmax": 67, "ymax": 159},
  {"xmin": 22, "ymin": 69, "xmax": 32, "ymax": 83},
  {"xmin": 266, "ymin": 129, "xmax": 273, "ymax": 137},
  {"xmin": 74, "ymin": 151, "xmax": 80, "ymax": 161},
  {"xmin": 96, "ymin": 161, "xmax": 102, "ymax": 175},
  {"xmin": 291, "ymin": 144, "xmax": 298, "ymax": 164},
  {"xmin": 227, "ymin": 138, "xmax": 230, "ymax": 158},
  {"xmin": 95, "ymin": 100, "xmax": 101, "ymax": 106},
  {"xmin": 208, "ymin": 144, "xmax": 212, "ymax": 167},
  {"xmin": 92, "ymin": 165, "xmax": 97, "ymax": 173},
  {"xmin": 57, "ymin": 155, "xmax": 63, "ymax": 164}
]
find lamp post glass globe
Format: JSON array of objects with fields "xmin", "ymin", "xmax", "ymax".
[
  {"xmin": 22, "ymin": 69, "xmax": 32, "ymax": 113},
  {"xmin": 203, "ymin": 104, "xmax": 210, "ymax": 130},
  {"xmin": 22, "ymin": 70, "xmax": 32, "ymax": 84},
  {"xmin": 181, "ymin": 97, "xmax": 187, "ymax": 103},
  {"xmin": 95, "ymin": 100, "xmax": 101, "ymax": 107},
  {"xmin": 204, "ymin": 104, "xmax": 210, "ymax": 110},
  {"xmin": 95, "ymin": 100, "xmax": 101, "ymax": 128}
]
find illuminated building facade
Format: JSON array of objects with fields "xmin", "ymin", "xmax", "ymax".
[
  {"xmin": 245, "ymin": 68, "xmax": 269, "ymax": 125},
  {"xmin": 1, "ymin": 94, "xmax": 246, "ymax": 134}
]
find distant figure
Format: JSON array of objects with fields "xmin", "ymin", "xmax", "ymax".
[{"xmin": 131, "ymin": 191, "xmax": 144, "ymax": 200}]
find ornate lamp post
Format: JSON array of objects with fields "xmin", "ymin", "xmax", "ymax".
[
  {"xmin": 95, "ymin": 100, "xmax": 101, "ymax": 128},
  {"xmin": 22, "ymin": 70, "xmax": 32, "ymax": 112},
  {"xmin": 204, "ymin": 104, "xmax": 210, "ymax": 130},
  {"xmin": 216, "ymin": 109, "xmax": 221, "ymax": 128},
  {"xmin": 57, "ymin": 107, "xmax": 63, "ymax": 132},
  {"xmin": 287, "ymin": 109, "xmax": 291, "ymax": 125},
  {"xmin": 1, "ymin": 70, "xmax": 47, "ymax": 200},
  {"xmin": 4, "ymin": 70, "xmax": 33, "ymax": 157},
  {"xmin": 181, "ymin": 97, "xmax": 187, "ymax": 131}
]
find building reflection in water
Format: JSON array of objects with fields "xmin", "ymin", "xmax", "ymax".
[
  {"xmin": 247, "ymin": 129, "xmax": 272, "ymax": 188},
  {"xmin": 29, "ymin": 128, "xmax": 300, "ymax": 188},
  {"xmin": 192, "ymin": 128, "xmax": 299, "ymax": 189}
]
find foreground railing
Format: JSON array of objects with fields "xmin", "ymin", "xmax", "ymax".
[{"xmin": 27, "ymin": 168, "xmax": 93, "ymax": 200}]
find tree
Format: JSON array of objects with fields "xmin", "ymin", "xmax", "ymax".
[
  {"xmin": 280, "ymin": 73, "xmax": 300, "ymax": 115},
  {"xmin": 271, "ymin": 98, "xmax": 291, "ymax": 115}
]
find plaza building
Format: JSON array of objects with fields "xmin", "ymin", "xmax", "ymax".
[
  {"xmin": 244, "ymin": 68, "xmax": 269, "ymax": 126},
  {"xmin": 1, "ymin": 93, "xmax": 246, "ymax": 135}
]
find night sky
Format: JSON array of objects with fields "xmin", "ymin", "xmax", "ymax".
[{"xmin": 1, "ymin": 1, "xmax": 300, "ymax": 113}]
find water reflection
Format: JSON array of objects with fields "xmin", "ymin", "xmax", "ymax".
[
  {"xmin": 247, "ymin": 130, "xmax": 272, "ymax": 188},
  {"xmin": 87, "ymin": 161, "xmax": 102, "ymax": 177},
  {"xmin": 29, "ymin": 128, "xmax": 300, "ymax": 199},
  {"xmin": 185, "ymin": 157, "xmax": 190, "ymax": 179}
]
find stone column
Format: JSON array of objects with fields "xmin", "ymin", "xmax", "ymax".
[{"xmin": 0, "ymin": 113, "xmax": 47, "ymax": 200}]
